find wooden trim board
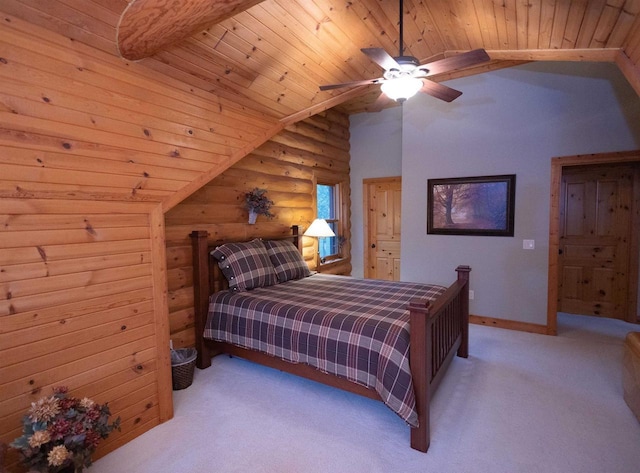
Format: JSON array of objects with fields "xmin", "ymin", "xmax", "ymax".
[{"xmin": 470, "ymin": 315, "xmax": 547, "ymax": 335}]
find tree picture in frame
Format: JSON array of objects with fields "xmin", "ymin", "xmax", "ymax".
[{"xmin": 427, "ymin": 174, "xmax": 516, "ymax": 236}]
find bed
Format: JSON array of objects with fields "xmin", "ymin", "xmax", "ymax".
[{"xmin": 190, "ymin": 226, "xmax": 470, "ymax": 452}]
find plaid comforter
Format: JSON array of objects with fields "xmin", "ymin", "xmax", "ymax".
[{"xmin": 204, "ymin": 274, "xmax": 445, "ymax": 427}]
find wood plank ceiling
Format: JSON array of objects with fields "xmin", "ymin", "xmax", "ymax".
[{"xmin": 4, "ymin": 0, "xmax": 640, "ymax": 117}]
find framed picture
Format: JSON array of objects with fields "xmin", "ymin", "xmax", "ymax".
[{"xmin": 427, "ymin": 174, "xmax": 516, "ymax": 236}]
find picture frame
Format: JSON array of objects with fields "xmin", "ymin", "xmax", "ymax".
[{"xmin": 427, "ymin": 174, "xmax": 516, "ymax": 236}]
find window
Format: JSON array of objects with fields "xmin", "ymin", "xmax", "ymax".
[{"xmin": 317, "ymin": 183, "xmax": 340, "ymax": 262}]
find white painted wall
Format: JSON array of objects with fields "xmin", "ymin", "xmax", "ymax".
[
  {"xmin": 349, "ymin": 106, "xmax": 403, "ymax": 278},
  {"xmin": 350, "ymin": 61, "xmax": 640, "ymax": 325}
]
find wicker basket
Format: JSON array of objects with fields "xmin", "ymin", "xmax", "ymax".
[{"xmin": 171, "ymin": 348, "xmax": 197, "ymax": 390}]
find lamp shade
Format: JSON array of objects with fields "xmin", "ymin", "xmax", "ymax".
[
  {"xmin": 380, "ymin": 77, "xmax": 423, "ymax": 102},
  {"xmin": 304, "ymin": 218, "xmax": 335, "ymax": 238}
]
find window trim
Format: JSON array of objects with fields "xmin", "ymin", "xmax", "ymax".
[{"xmin": 315, "ymin": 178, "xmax": 346, "ymax": 267}]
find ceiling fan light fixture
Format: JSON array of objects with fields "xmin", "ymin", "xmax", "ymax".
[
  {"xmin": 318, "ymin": 0, "xmax": 490, "ymax": 106},
  {"xmin": 380, "ymin": 77, "xmax": 423, "ymax": 102}
]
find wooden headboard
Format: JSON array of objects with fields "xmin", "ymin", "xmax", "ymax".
[{"xmin": 189, "ymin": 225, "xmax": 302, "ymax": 367}]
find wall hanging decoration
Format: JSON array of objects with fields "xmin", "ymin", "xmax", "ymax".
[
  {"xmin": 10, "ymin": 386, "xmax": 120, "ymax": 473},
  {"xmin": 427, "ymin": 174, "xmax": 516, "ymax": 236},
  {"xmin": 245, "ymin": 188, "xmax": 274, "ymax": 224}
]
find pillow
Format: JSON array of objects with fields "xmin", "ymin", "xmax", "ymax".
[
  {"xmin": 264, "ymin": 239, "xmax": 311, "ymax": 282},
  {"xmin": 211, "ymin": 239, "xmax": 277, "ymax": 291}
]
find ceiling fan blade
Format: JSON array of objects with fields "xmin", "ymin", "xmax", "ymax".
[
  {"xmin": 420, "ymin": 80, "xmax": 463, "ymax": 102},
  {"xmin": 319, "ymin": 77, "xmax": 383, "ymax": 91},
  {"xmin": 419, "ymin": 49, "xmax": 491, "ymax": 77},
  {"xmin": 361, "ymin": 48, "xmax": 401, "ymax": 71}
]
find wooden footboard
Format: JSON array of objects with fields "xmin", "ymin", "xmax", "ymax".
[
  {"xmin": 189, "ymin": 229, "xmax": 470, "ymax": 453},
  {"xmin": 409, "ymin": 265, "xmax": 470, "ymax": 451}
]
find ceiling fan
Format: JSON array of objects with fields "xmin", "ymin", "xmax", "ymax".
[{"xmin": 319, "ymin": 0, "xmax": 491, "ymax": 104}]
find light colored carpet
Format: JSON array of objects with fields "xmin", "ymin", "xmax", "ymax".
[{"xmin": 92, "ymin": 313, "xmax": 640, "ymax": 473}]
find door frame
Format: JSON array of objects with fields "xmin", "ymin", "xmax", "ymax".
[
  {"xmin": 547, "ymin": 150, "xmax": 640, "ymax": 334},
  {"xmin": 363, "ymin": 176, "xmax": 401, "ymax": 279}
]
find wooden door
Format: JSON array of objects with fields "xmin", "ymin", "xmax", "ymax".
[
  {"xmin": 558, "ymin": 165, "xmax": 635, "ymax": 320},
  {"xmin": 364, "ymin": 177, "xmax": 401, "ymax": 280}
]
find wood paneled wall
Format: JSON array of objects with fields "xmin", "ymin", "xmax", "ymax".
[
  {"xmin": 165, "ymin": 111, "xmax": 352, "ymax": 349},
  {"xmin": 0, "ymin": 12, "xmax": 352, "ymax": 470},
  {"xmin": 0, "ymin": 11, "xmax": 282, "ymax": 472},
  {"xmin": 0, "ymin": 200, "xmax": 160, "ymax": 461}
]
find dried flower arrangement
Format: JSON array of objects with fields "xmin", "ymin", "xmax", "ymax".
[
  {"xmin": 245, "ymin": 188, "xmax": 274, "ymax": 219},
  {"xmin": 10, "ymin": 387, "xmax": 120, "ymax": 473}
]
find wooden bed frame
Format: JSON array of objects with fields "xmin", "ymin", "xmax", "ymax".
[{"xmin": 190, "ymin": 226, "xmax": 470, "ymax": 452}]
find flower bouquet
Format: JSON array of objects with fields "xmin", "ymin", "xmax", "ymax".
[
  {"xmin": 245, "ymin": 188, "xmax": 274, "ymax": 223},
  {"xmin": 10, "ymin": 387, "xmax": 120, "ymax": 473}
]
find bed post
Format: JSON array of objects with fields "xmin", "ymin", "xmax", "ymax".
[
  {"xmin": 190, "ymin": 230, "xmax": 212, "ymax": 369},
  {"xmin": 408, "ymin": 299, "xmax": 432, "ymax": 452},
  {"xmin": 455, "ymin": 265, "xmax": 471, "ymax": 359},
  {"xmin": 291, "ymin": 225, "xmax": 301, "ymax": 252}
]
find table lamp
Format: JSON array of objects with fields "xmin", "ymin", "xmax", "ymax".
[{"xmin": 304, "ymin": 218, "xmax": 335, "ymax": 272}]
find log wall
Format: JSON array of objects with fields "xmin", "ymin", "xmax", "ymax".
[{"xmin": 165, "ymin": 112, "xmax": 352, "ymax": 349}]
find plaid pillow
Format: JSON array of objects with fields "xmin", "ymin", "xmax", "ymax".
[
  {"xmin": 211, "ymin": 239, "xmax": 277, "ymax": 291},
  {"xmin": 264, "ymin": 239, "xmax": 310, "ymax": 282}
]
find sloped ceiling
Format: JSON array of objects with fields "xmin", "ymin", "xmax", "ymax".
[{"xmin": 4, "ymin": 0, "xmax": 640, "ymax": 119}]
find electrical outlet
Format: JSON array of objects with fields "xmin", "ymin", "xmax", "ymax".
[{"xmin": 469, "ymin": 290, "xmax": 475, "ymax": 300}]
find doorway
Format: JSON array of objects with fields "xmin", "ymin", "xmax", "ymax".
[
  {"xmin": 547, "ymin": 150, "xmax": 640, "ymax": 334},
  {"xmin": 363, "ymin": 177, "xmax": 402, "ymax": 280}
]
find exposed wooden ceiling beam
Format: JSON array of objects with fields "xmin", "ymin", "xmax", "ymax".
[
  {"xmin": 428, "ymin": 60, "xmax": 530, "ymax": 83},
  {"xmin": 279, "ymin": 85, "xmax": 385, "ymax": 126},
  {"xmin": 117, "ymin": 0, "xmax": 264, "ymax": 60},
  {"xmin": 485, "ymin": 48, "xmax": 621, "ymax": 62},
  {"xmin": 615, "ymin": 51, "xmax": 640, "ymax": 98}
]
